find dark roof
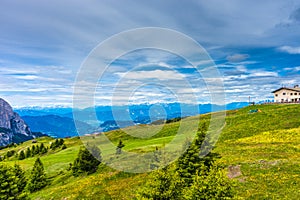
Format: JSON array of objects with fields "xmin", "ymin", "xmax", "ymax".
[{"xmin": 271, "ymin": 87, "xmax": 300, "ymax": 93}]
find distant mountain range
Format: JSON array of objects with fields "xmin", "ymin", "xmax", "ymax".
[
  {"xmin": 15, "ymin": 102, "xmax": 249, "ymax": 137},
  {"xmin": 22, "ymin": 115, "xmax": 95, "ymax": 138}
]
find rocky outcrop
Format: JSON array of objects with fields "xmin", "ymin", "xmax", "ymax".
[{"xmin": 0, "ymin": 98, "xmax": 33, "ymax": 146}]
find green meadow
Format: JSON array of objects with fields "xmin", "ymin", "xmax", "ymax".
[{"xmin": 0, "ymin": 104, "xmax": 299, "ymax": 199}]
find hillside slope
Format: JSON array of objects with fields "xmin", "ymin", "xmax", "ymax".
[{"xmin": 0, "ymin": 104, "xmax": 299, "ymax": 199}]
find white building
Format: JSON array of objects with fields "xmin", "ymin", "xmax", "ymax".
[{"xmin": 272, "ymin": 85, "xmax": 300, "ymax": 103}]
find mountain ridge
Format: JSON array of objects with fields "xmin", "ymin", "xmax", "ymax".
[{"xmin": 0, "ymin": 98, "xmax": 34, "ymax": 146}]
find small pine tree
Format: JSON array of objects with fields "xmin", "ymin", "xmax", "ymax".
[
  {"xmin": 34, "ymin": 145, "xmax": 40, "ymax": 155},
  {"xmin": 31, "ymin": 146, "xmax": 36, "ymax": 156},
  {"xmin": 39, "ymin": 143, "xmax": 47, "ymax": 154},
  {"xmin": 27, "ymin": 158, "xmax": 47, "ymax": 192},
  {"xmin": 72, "ymin": 145, "xmax": 101, "ymax": 176},
  {"xmin": 136, "ymin": 165, "xmax": 183, "ymax": 199},
  {"xmin": 177, "ymin": 123, "xmax": 218, "ymax": 185},
  {"xmin": 150, "ymin": 146, "xmax": 161, "ymax": 170},
  {"xmin": 116, "ymin": 140, "xmax": 125, "ymax": 154},
  {"xmin": 6, "ymin": 150, "xmax": 15, "ymax": 158},
  {"xmin": 13, "ymin": 164, "xmax": 27, "ymax": 196},
  {"xmin": 18, "ymin": 150, "xmax": 25, "ymax": 160},
  {"xmin": 25, "ymin": 147, "xmax": 31, "ymax": 158}
]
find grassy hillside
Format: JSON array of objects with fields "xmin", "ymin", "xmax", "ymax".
[{"xmin": 0, "ymin": 104, "xmax": 299, "ymax": 199}]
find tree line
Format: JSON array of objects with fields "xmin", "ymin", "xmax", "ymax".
[{"xmin": 0, "ymin": 139, "xmax": 67, "ymax": 161}]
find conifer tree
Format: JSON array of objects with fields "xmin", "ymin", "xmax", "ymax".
[
  {"xmin": 72, "ymin": 145, "xmax": 101, "ymax": 176},
  {"xmin": 136, "ymin": 165, "xmax": 183, "ymax": 199},
  {"xmin": 13, "ymin": 164, "xmax": 27, "ymax": 195},
  {"xmin": 31, "ymin": 146, "xmax": 36, "ymax": 155},
  {"xmin": 39, "ymin": 143, "xmax": 47, "ymax": 154},
  {"xmin": 0, "ymin": 164, "xmax": 27, "ymax": 200},
  {"xmin": 0, "ymin": 165, "xmax": 18, "ymax": 200},
  {"xmin": 27, "ymin": 158, "xmax": 47, "ymax": 192},
  {"xmin": 177, "ymin": 123, "xmax": 218, "ymax": 185},
  {"xmin": 18, "ymin": 150, "xmax": 25, "ymax": 160},
  {"xmin": 34, "ymin": 145, "xmax": 40, "ymax": 155},
  {"xmin": 150, "ymin": 146, "xmax": 161, "ymax": 170},
  {"xmin": 116, "ymin": 140, "xmax": 125, "ymax": 154},
  {"xmin": 25, "ymin": 147, "xmax": 31, "ymax": 158}
]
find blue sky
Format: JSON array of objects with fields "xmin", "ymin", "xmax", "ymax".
[{"xmin": 1, "ymin": 0, "xmax": 300, "ymax": 107}]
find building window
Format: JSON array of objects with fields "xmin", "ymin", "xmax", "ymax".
[
  {"xmin": 295, "ymin": 93, "xmax": 298, "ymax": 95},
  {"xmin": 291, "ymin": 93, "xmax": 293, "ymax": 96},
  {"xmin": 275, "ymin": 94, "xmax": 278, "ymax": 97},
  {"xmin": 283, "ymin": 93, "xmax": 286, "ymax": 95}
]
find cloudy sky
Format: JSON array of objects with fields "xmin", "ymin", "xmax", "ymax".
[{"xmin": 1, "ymin": 0, "xmax": 300, "ymax": 107}]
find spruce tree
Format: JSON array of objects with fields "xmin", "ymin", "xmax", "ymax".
[
  {"xmin": 116, "ymin": 140, "xmax": 125, "ymax": 154},
  {"xmin": 31, "ymin": 146, "xmax": 36, "ymax": 156},
  {"xmin": 13, "ymin": 164, "xmax": 27, "ymax": 198},
  {"xmin": 177, "ymin": 123, "xmax": 218, "ymax": 185},
  {"xmin": 150, "ymin": 146, "xmax": 161, "ymax": 170},
  {"xmin": 0, "ymin": 165, "xmax": 18, "ymax": 200},
  {"xmin": 0, "ymin": 164, "xmax": 27, "ymax": 200},
  {"xmin": 33, "ymin": 145, "xmax": 40, "ymax": 155},
  {"xmin": 25, "ymin": 148, "xmax": 31, "ymax": 158},
  {"xmin": 136, "ymin": 165, "xmax": 183, "ymax": 199},
  {"xmin": 72, "ymin": 145, "xmax": 101, "ymax": 176},
  {"xmin": 39, "ymin": 143, "xmax": 47, "ymax": 154},
  {"xmin": 27, "ymin": 158, "xmax": 47, "ymax": 192},
  {"xmin": 18, "ymin": 150, "xmax": 25, "ymax": 160}
]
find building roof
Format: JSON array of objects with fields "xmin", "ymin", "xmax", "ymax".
[{"xmin": 271, "ymin": 87, "xmax": 300, "ymax": 93}]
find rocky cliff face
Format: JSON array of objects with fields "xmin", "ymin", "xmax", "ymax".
[{"xmin": 0, "ymin": 98, "xmax": 33, "ymax": 146}]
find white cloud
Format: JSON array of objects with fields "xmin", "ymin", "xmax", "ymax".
[
  {"xmin": 278, "ymin": 46, "xmax": 300, "ymax": 54},
  {"xmin": 226, "ymin": 54, "xmax": 249, "ymax": 63},
  {"xmin": 250, "ymin": 71, "xmax": 278, "ymax": 77},
  {"xmin": 116, "ymin": 70, "xmax": 185, "ymax": 81},
  {"xmin": 283, "ymin": 66, "xmax": 300, "ymax": 71}
]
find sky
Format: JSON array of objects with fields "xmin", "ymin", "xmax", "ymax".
[{"xmin": 1, "ymin": 0, "xmax": 300, "ymax": 108}]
